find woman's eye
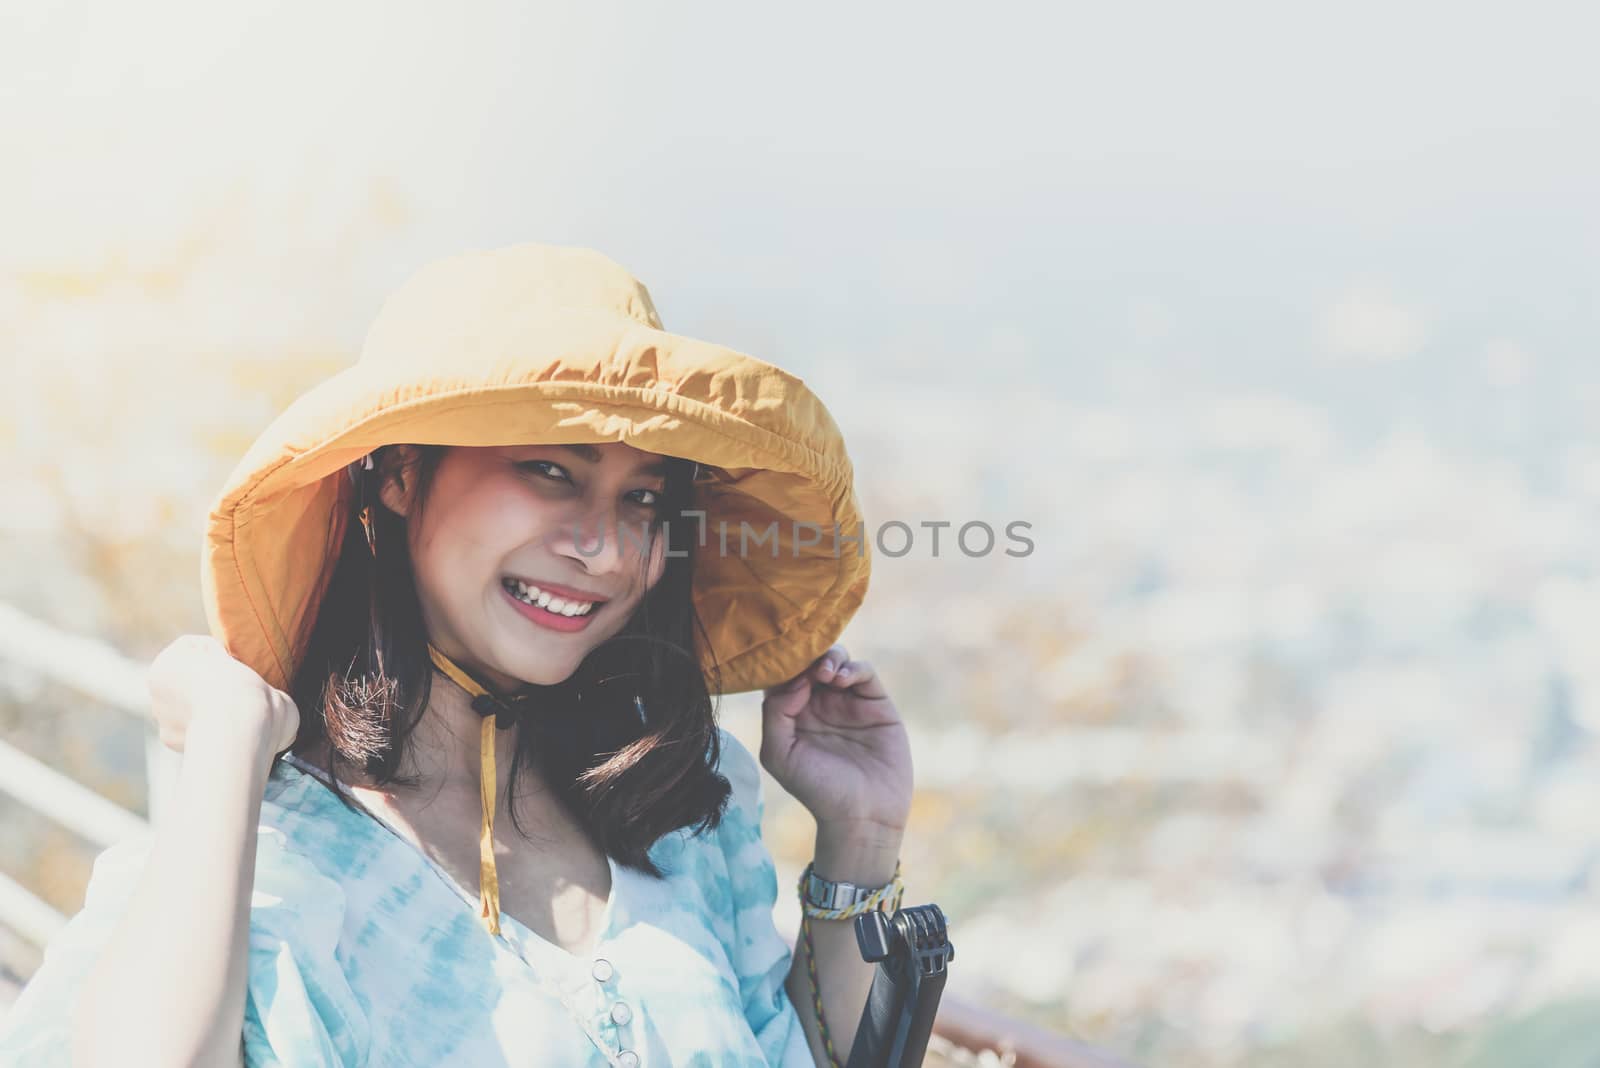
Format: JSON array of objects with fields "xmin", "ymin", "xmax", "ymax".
[
  {"xmin": 519, "ymin": 460, "xmax": 571, "ymax": 483},
  {"xmin": 521, "ymin": 462, "xmax": 662, "ymax": 511}
]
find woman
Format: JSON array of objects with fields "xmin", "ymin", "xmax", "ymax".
[{"xmin": 0, "ymin": 243, "xmax": 913, "ymax": 1066}]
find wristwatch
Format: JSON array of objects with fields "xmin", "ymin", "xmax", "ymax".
[{"xmin": 802, "ymin": 863, "xmax": 894, "ymax": 912}]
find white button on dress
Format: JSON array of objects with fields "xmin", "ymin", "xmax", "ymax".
[
  {"xmin": 610, "ymin": 1001, "xmax": 633, "ymax": 1026},
  {"xmin": 617, "ymin": 1050, "xmax": 640, "ymax": 1068},
  {"xmin": 592, "ymin": 958, "xmax": 615, "ymax": 983}
]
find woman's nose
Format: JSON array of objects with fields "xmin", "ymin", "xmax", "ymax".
[{"xmin": 556, "ymin": 503, "xmax": 645, "ymax": 574}]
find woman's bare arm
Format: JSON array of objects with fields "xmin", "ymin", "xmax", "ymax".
[
  {"xmin": 69, "ymin": 635, "xmax": 299, "ymax": 1068},
  {"xmin": 71, "ymin": 709, "xmax": 276, "ymax": 1068}
]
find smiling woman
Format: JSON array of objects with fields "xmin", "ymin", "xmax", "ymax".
[{"xmin": 0, "ymin": 242, "xmax": 906, "ymax": 1068}]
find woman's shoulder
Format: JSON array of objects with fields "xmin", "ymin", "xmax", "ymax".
[
  {"xmin": 644, "ymin": 726, "xmax": 776, "ymax": 915},
  {"xmin": 0, "ymin": 759, "xmax": 376, "ymax": 1067},
  {"xmin": 645, "ymin": 725, "xmax": 810, "ymax": 1064},
  {"xmin": 705, "ymin": 726, "xmax": 782, "ymax": 910},
  {"xmin": 713, "ymin": 724, "xmax": 764, "ymax": 821},
  {"xmin": 259, "ymin": 753, "xmax": 390, "ymax": 869}
]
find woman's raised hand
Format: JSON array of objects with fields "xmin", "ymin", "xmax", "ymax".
[
  {"xmin": 145, "ymin": 634, "xmax": 300, "ymax": 760},
  {"xmin": 759, "ymin": 643, "xmax": 913, "ymax": 840}
]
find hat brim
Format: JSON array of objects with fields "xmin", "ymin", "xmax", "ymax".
[{"xmin": 202, "ymin": 303, "xmax": 869, "ymax": 696}]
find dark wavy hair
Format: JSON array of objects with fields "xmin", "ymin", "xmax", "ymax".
[{"xmin": 280, "ymin": 443, "xmax": 732, "ymax": 878}]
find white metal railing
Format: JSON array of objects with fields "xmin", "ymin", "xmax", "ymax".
[
  {"xmin": 0, "ymin": 601, "xmax": 178, "ymax": 945},
  {"xmin": 0, "ymin": 602, "xmax": 149, "ymax": 711},
  {"xmin": 0, "ymin": 870, "xmax": 68, "ymax": 950},
  {"xmin": 0, "ymin": 740, "xmax": 147, "ymax": 847}
]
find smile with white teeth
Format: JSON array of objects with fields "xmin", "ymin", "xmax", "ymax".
[{"xmin": 502, "ymin": 577, "xmax": 598, "ymax": 617}]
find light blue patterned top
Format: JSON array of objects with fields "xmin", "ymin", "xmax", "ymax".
[{"xmin": 0, "ymin": 728, "xmax": 816, "ymax": 1067}]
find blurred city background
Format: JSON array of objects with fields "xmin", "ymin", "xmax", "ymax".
[{"xmin": 2, "ymin": 2, "xmax": 1598, "ymax": 1065}]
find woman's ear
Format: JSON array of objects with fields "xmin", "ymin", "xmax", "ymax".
[{"xmin": 376, "ymin": 444, "xmax": 420, "ymax": 517}]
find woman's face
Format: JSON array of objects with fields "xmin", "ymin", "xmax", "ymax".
[{"xmin": 380, "ymin": 442, "xmax": 672, "ymax": 692}]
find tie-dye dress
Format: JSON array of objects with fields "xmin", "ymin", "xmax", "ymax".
[{"xmin": 0, "ymin": 727, "xmax": 814, "ymax": 1067}]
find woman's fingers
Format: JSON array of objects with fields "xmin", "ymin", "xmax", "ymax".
[
  {"xmin": 144, "ymin": 634, "xmax": 301, "ymax": 757},
  {"xmin": 767, "ymin": 644, "xmax": 880, "ymax": 701},
  {"xmin": 832, "ymin": 658, "xmax": 873, "ymax": 685},
  {"xmin": 813, "ymin": 643, "xmax": 849, "ymax": 679},
  {"xmin": 812, "ymin": 644, "xmax": 868, "ymax": 682}
]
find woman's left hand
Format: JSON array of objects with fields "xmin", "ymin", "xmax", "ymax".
[{"xmin": 759, "ymin": 644, "xmax": 913, "ymax": 840}]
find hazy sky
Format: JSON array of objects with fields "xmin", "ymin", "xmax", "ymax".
[{"xmin": 2, "ymin": 1, "xmax": 1596, "ymax": 457}]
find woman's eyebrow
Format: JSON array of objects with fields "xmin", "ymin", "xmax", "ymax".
[{"xmin": 552, "ymin": 443, "xmax": 669, "ymax": 477}]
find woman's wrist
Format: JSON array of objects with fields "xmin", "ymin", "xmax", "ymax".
[
  {"xmin": 811, "ymin": 824, "xmax": 903, "ymax": 888},
  {"xmin": 186, "ymin": 703, "xmax": 282, "ymax": 777}
]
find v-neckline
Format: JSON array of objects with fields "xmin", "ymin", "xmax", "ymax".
[{"xmin": 275, "ymin": 751, "xmax": 623, "ymax": 967}]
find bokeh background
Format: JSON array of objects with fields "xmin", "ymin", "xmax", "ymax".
[{"xmin": 3, "ymin": 2, "xmax": 1598, "ymax": 1065}]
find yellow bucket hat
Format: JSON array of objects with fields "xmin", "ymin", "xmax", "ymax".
[{"xmin": 199, "ymin": 242, "xmax": 872, "ymax": 934}]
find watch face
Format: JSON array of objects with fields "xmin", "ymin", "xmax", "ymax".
[{"xmin": 806, "ymin": 874, "xmax": 850, "ymax": 909}]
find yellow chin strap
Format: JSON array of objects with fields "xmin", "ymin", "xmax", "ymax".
[{"xmin": 426, "ymin": 642, "xmax": 516, "ymax": 937}]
